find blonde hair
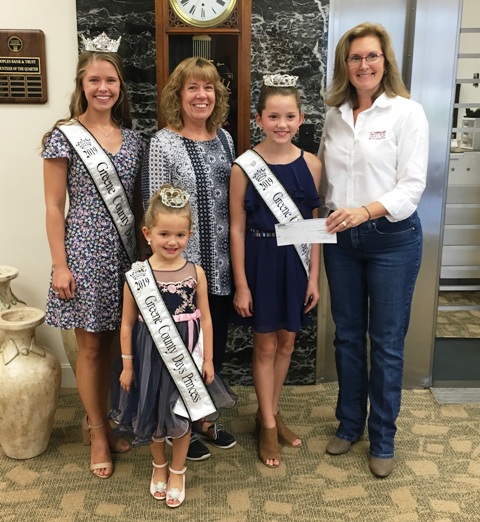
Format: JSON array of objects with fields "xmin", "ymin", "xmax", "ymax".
[
  {"xmin": 42, "ymin": 51, "xmax": 132, "ymax": 148},
  {"xmin": 144, "ymin": 184, "xmax": 193, "ymax": 229},
  {"xmin": 160, "ymin": 57, "xmax": 229, "ymax": 133},
  {"xmin": 325, "ymin": 22, "xmax": 410, "ymax": 108}
]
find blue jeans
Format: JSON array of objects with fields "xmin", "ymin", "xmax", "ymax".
[{"xmin": 323, "ymin": 212, "xmax": 422, "ymax": 459}]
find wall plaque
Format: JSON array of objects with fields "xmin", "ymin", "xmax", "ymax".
[{"xmin": 0, "ymin": 29, "xmax": 47, "ymax": 104}]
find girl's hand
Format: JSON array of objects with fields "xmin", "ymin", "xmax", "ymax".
[
  {"xmin": 304, "ymin": 279, "xmax": 320, "ymax": 314},
  {"xmin": 203, "ymin": 360, "xmax": 214, "ymax": 385},
  {"xmin": 119, "ymin": 368, "xmax": 134, "ymax": 393},
  {"xmin": 52, "ymin": 266, "xmax": 76, "ymax": 300},
  {"xmin": 233, "ymin": 287, "xmax": 254, "ymax": 317}
]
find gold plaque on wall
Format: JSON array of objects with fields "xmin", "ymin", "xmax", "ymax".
[{"xmin": 0, "ymin": 29, "xmax": 47, "ymax": 104}]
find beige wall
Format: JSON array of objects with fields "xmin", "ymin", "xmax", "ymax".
[
  {"xmin": 0, "ymin": 0, "xmax": 77, "ymax": 387},
  {"xmin": 457, "ymin": 0, "xmax": 480, "ymax": 115}
]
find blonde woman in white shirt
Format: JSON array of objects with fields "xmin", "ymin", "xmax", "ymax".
[{"xmin": 319, "ymin": 22, "xmax": 428, "ymax": 478}]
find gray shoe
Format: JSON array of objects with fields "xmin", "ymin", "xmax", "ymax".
[
  {"xmin": 326, "ymin": 436, "xmax": 352, "ymax": 455},
  {"xmin": 369, "ymin": 457, "xmax": 394, "ymax": 478}
]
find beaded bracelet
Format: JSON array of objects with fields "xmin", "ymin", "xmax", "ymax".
[
  {"xmin": 362, "ymin": 205, "xmax": 371, "ymax": 221},
  {"xmin": 121, "ymin": 354, "xmax": 134, "ymax": 360}
]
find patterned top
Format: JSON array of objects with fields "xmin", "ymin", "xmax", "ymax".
[
  {"xmin": 142, "ymin": 127, "xmax": 235, "ymax": 296},
  {"xmin": 153, "ymin": 261, "xmax": 198, "ymax": 316},
  {"xmin": 42, "ymin": 127, "xmax": 145, "ymax": 331}
]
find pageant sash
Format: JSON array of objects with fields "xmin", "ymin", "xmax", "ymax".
[
  {"xmin": 58, "ymin": 121, "xmax": 137, "ymax": 263},
  {"xmin": 235, "ymin": 149, "xmax": 310, "ymax": 275},
  {"xmin": 126, "ymin": 261, "xmax": 216, "ymax": 421}
]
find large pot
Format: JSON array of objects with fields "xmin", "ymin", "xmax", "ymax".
[
  {"xmin": 0, "ymin": 265, "xmax": 27, "ymax": 344},
  {"xmin": 0, "ymin": 307, "xmax": 61, "ymax": 459}
]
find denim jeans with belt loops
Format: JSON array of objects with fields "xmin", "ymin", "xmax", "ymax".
[{"xmin": 323, "ymin": 212, "xmax": 422, "ymax": 459}]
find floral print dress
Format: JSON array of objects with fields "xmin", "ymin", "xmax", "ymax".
[{"xmin": 42, "ymin": 127, "xmax": 145, "ymax": 332}]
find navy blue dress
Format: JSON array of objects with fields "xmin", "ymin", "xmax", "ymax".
[{"xmin": 235, "ymin": 150, "xmax": 320, "ymax": 333}]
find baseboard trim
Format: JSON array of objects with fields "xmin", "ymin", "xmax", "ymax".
[{"xmin": 61, "ymin": 364, "xmax": 76, "ymax": 388}]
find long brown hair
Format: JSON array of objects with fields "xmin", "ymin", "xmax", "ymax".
[
  {"xmin": 256, "ymin": 85, "xmax": 302, "ymax": 115},
  {"xmin": 325, "ymin": 22, "xmax": 410, "ymax": 108},
  {"xmin": 42, "ymin": 51, "xmax": 132, "ymax": 148},
  {"xmin": 160, "ymin": 57, "xmax": 229, "ymax": 134}
]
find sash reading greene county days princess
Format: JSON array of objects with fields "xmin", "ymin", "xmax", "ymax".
[{"xmin": 143, "ymin": 295, "xmax": 202, "ymax": 403}]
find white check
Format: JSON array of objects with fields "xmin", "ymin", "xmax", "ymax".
[{"xmin": 275, "ymin": 218, "xmax": 337, "ymax": 245}]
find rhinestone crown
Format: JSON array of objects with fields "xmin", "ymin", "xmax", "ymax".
[
  {"xmin": 263, "ymin": 74, "xmax": 299, "ymax": 88},
  {"xmin": 80, "ymin": 32, "xmax": 121, "ymax": 53},
  {"xmin": 159, "ymin": 187, "xmax": 190, "ymax": 209}
]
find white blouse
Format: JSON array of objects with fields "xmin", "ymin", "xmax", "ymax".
[{"xmin": 319, "ymin": 93, "xmax": 429, "ymax": 222}]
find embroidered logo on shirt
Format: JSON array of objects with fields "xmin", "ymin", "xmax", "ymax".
[{"xmin": 369, "ymin": 131, "xmax": 386, "ymax": 140}]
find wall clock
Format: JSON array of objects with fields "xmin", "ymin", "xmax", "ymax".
[{"xmin": 169, "ymin": 0, "xmax": 238, "ymax": 28}]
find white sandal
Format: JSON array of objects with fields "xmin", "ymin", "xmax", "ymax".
[
  {"xmin": 166, "ymin": 466, "xmax": 187, "ymax": 508},
  {"xmin": 150, "ymin": 460, "xmax": 168, "ymax": 500}
]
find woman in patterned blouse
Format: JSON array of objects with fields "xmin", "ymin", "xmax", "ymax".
[{"xmin": 142, "ymin": 57, "xmax": 236, "ymax": 461}]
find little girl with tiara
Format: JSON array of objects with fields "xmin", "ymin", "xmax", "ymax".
[
  {"xmin": 112, "ymin": 184, "xmax": 237, "ymax": 508},
  {"xmin": 230, "ymin": 74, "xmax": 322, "ymax": 468}
]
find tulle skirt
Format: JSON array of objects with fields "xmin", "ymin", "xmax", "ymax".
[{"xmin": 110, "ymin": 319, "xmax": 237, "ymax": 446}]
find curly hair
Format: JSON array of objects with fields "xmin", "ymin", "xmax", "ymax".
[
  {"xmin": 42, "ymin": 51, "xmax": 132, "ymax": 148},
  {"xmin": 325, "ymin": 22, "xmax": 410, "ymax": 109},
  {"xmin": 160, "ymin": 57, "xmax": 229, "ymax": 134}
]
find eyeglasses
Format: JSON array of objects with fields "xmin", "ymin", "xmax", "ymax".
[{"xmin": 346, "ymin": 53, "xmax": 384, "ymax": 66}]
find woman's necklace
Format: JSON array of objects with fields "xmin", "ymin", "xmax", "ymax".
[{"xmin": 93, "ymin": 124, "xmax": 116, "ymax": 137}]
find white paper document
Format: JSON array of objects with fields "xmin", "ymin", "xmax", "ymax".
[{"xmin": 275, "ymin": 218, "xmax": 337, "ymax": 245}]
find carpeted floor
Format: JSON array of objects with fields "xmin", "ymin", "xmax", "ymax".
[
  {"xmin": 437, "ymin": 291, "xmax": 480, "ymax": 338},
  {"xmin": 2, "ymin": 383, "xmax": 480, "ymax": 522}
]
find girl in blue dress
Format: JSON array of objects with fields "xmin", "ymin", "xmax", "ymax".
[{"xmin": 230, "ymin": 75, "xmax": 322, "ymax": 467}]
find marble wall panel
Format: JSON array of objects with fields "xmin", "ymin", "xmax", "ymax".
[
  {"xmin": 250, "ymin": 0, "xmax": 329, "ymax": 149},
  {"xmin": 76, "ymin": 0, "xmax": 330, "ymax": 385},
  {"xmin": 77, "ymin": 0, "xmax": 158, "ymax": 137}
]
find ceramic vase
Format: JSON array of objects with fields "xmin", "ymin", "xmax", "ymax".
[
  {"xmin": 0, "ymin": 265, "xmax": 27, "ymax": 344},
  {"xmin": 61, "ymin": 329, "xmax": 79, "ymax": 375},
  {"xmin": 0, "ymin": 307, "xmax": 61, "ymax": 459}
]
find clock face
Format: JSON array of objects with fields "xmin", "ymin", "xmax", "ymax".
[{"xmin": 170, "ymin": 0, "xmax": 237, "ymax": 28}]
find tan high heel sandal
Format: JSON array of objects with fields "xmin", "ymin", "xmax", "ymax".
[
  {"xmin": 85, "ymin": 421, "xmax": 113, "ymax": 479},
  {"xmin": 81, "ymin": 415, "xmax": 131, "ymax": 453},
  {"xmin": 274, "ymin": 413, "xmax": 302, "ymax": 447},
  {"xmin": 255, "ymin": 414, "xmax": 281, "ymax": 468}
]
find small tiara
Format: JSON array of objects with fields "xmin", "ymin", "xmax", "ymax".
[
  {"xmin": 159, "ymin": 187, "xmax": 190, "ymax": 209},
  {"xmin": 263, "ymin": 74, "xmax": 299, "ymax": 88},
  {"xmin": 80, "ymin": 32, "xmax": 121, "ymax": 53}
]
